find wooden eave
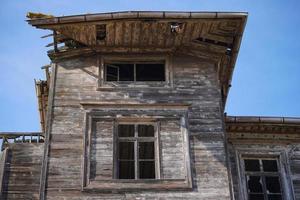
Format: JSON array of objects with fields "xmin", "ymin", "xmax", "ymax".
[
  {"xmin": 226, "ymin": 116, "xmax": 300, "ymax": 143},
  {"xmin": 27, "ymin": 11, "xmax": 248, "ymax": 27},
  {"xmin": 27, "ymin": 11, "xmax": 248, "ymax": 104}
]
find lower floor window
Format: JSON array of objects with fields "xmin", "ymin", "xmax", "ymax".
[
  {"xmin": 116, "ymin": 123, "xmax": 157, "ymax": 179},
  {"xmin": 243, "ymin": 158, "xmax": 283, "ymax": 200}
]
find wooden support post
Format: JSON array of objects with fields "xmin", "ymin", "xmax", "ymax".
[
  {"xmin": 53, "ymin": 31, "xmax": 58, "ymax": 52},
  {"xmin": 0, "ymin": 148, "xmax": 8, "ymax": 195}
]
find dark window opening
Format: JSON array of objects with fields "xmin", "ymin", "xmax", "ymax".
[
  {"xmin": 136, "ymin": 64, "xmax": 165, "ymax": 81},
  {"xmin": 105, "ymin": 63, "xmax": 165, "ymax": 82},
  {"xmin": 138, "ymin": 125, "xmax": 155, "ymax": 137},
  {"xmin": 96, "ymin": 24, "xmax": 106, "ymax": 41},
  {"xmin": 245, "ymin": 159, "xmax": 260, "ymax": 172},
  {"xmin": 243, "ymin": 158, "xmax": 283, "ymax": 200},
  {"xmin": 118, "ymin": 124, "xmax": 135, "ymax": 137},
  {"xmin": 265, "ymin": 176, "xmax": 281, "ymax": 193},
  {"xmin": 262, "ymin": 160, "xmax": 278, "ymax": 172},
  {"xmin": 247, "ymin": 176, "xmax": 263, "ymax": 193},
  {"xmin": 117, "ymin": 124, "xmax": 156, "ymax": 179}
]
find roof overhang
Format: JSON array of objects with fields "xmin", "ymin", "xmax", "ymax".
[
  {"xmin": 226, "ymin": 116, "xmax": 300, "ymax": 143},
  {"xmin": 27, "ymin": 11, "xmax": 248, "ymax": 104}
]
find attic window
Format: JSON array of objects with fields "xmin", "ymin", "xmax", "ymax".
[
  {"xmin": 105, "ymin": 62, "xmax": 165, "ymax": 82},
  {"xmin": 96, "ymin": 24, "xmax": 106, "ymax": 41}
]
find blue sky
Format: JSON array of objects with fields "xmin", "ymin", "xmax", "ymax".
[{"xmin": 0, "ymin": 0, "xmax": 299, "ymax": 132}]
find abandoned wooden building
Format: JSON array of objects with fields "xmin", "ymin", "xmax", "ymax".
[{"xmin": 0, "ymin": 11, "xmax": 299, "ymax": 200}]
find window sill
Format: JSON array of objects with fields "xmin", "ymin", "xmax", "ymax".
[
  {"xmin": 97, "ymin": 81, "xmax": 172, "ymax": 91},
  {"xmin": 82, "ymin": 179, "xmax": 192, "ymax": 192}
]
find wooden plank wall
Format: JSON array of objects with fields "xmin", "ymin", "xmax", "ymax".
[
  {"xmin": 160, "ymin": 120, "xmax": 185, "ymax": 179},
  {"xmin": 1, "ymin": 143, "xmax": 43, "ymax": 200},
  {"xmin": 90, "ymin": 120, "xmax": 114, "ymax": 180},
  {"xmin": 45, "ymin": 54, "xmax": 229, "ymax": 199},
  {"xmin": 0, "ymin": 148, "xmax": 8, "ymax": 194}
]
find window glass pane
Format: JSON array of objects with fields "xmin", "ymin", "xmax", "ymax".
[
  {"xmin": 119, "ymin": 142, "xmax": 134, "ymax": 159},
  {"xmin": 118, "ymin": 125, "xmax": 134, "ymax": 137},
  {"xmin": 139, "ymin": 161, "xmax": 155, "ymax": 179},
  {"xmin": 249, "ymin": 194, "xmax": 264, "ymax": 200},
  {"xmin": 106, "ymin": 64, "xmax": 134, "ymax": 81},
  {"xmin": 139, "ymin": 142, "xmax": 154, "ymax": 159},
  {"xmin": 138, "ymin": 125, "xmax": 154, "ymax": 137},
  {"xmin": 119, "ymin": 161, "xmax": 135, "ymax": 179},
  {"xmin": 118, "ymin": 64, "xmax": 134, "ymax": 81},
  {"xmin": 266, "ymin": 176, "xmax": 281, "ymax": 193},
  {"xmin": 263, "ymin": 160, "xmax": 278, "ymax": 172},
  {"xmin": 106, "ymin": 65, "xmax": 118, "ymax": 81},
  {"xmin": 244, "ymin": 159, "xmax": 260, "ymax": 171},
  {"xmin": 136, "ymin": 64, "xmax": 165, "ymax": 81},
  {"xmin": 268, "ymin": 194, "xmax": 282, "ymax": 200},
  {"xmin": 247, "ymin": 176, "xmax": 263, "ymax": 193}
]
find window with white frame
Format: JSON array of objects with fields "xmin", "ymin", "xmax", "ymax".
[
  {"xmin": 115, "ymin": 123, "xmax": 159, "ymax": 179},
  {"xmin": 242, "ymin": 157, "xmax": 283, "ymax": 200}
]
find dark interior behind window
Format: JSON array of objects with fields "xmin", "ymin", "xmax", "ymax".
[
  {"xmin": 243, "ymin": 158, "xmax": 283, "ymax": 200},
  {"xmin": 106, "ymin": 62, "xmax": 165, "ymax": 82},
  {"xmin": 117, "ymin": 124, "xmax": 156, "ymax": 180},
  {"xmin": 136, "ymin": 64, "xmax": 165, "ymax": 81}
]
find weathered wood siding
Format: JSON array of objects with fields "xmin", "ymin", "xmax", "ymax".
[
  {"xmin": 90, "ymin": 120, "xmax": 114, "ymax": 181},
  {"xmin": 160, "ymin": 119, "xmax": 185, "ymax": 179},
  {"xmin": 1, "ymin": 143, "xmax": 43, "ymax": 200},
  {"xmin": 45, "ymin": 54, "xmax": 230, "ymax": 199}
]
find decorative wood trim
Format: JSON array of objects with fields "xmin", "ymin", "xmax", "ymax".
[
  {"xmin": 80, "ymin": 102, "xmax": 191, "ymax": 109},
  {"xmin": 226, "ymin": 116, "xmax": 300, "ymax": 144},
  {"xmin": 39, "ymin": 63, "xmax": 58, "ymax": 200},
  {"xmin": 81, "ymin": 106, "xmax": 192, "ymax": 192},
  {"xmin": 97, "ymin": 54, "xmax": 173, "ymax": 89}
]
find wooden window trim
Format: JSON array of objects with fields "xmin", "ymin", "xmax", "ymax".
[
  {"xmin": 104, "ymin": 62, "xmax": 165, "ymax": 83},
  {"xmin": 81, "ymin": 108, "xmax": 192, "ymax": 192},
  {"xmin": 235, "ymin": 148, "xmax": 295, "ymax": 200},
  {"xmin": 242, "ymin": 157, "xmax": 283, "ymax": 199},
  {"xmin": 97, "ymin": 54, "xmax": 173, "ymax": 90},
  {"xmin": 113, "ymin": 122, "xmax": 160, "ymax": 180}
]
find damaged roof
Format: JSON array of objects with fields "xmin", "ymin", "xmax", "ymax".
[{"xmin": 27, "ymin": 11, "xmax": 248, "ymax": 103}]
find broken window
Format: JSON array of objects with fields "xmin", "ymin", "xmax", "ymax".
[
  {"xmin": 116, "ymin": 124, "xmax": 157, "ymax": 179},
  {"xmin": 105, "ymin": 62, "xmax": 165, "ymax": 82},
  {"xmin": 243, "ymin": 158, "xmax": 283, "ymax": 200}
]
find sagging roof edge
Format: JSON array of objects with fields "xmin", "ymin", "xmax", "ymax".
[
  {"xmin": 27, "ymin": 11, "xmax": 248, "ymax": 26},
  {"xmin": 27, "ymin": 11, "xmax": 248, "ymax": 105}
]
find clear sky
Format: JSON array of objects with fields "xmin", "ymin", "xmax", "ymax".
[{"xmin": 0, "ymin": 0, "xmax": 299, "ymax": 132}]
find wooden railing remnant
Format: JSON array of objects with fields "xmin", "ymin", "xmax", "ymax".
[{"xmin": 0, "ymin": 132, "xmax": 44, "ymax": 151}]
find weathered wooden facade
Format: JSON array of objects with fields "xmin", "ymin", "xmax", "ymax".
[{"xmin": 0, "ymin": 11, "xmax": 299, "ymax": 200}]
